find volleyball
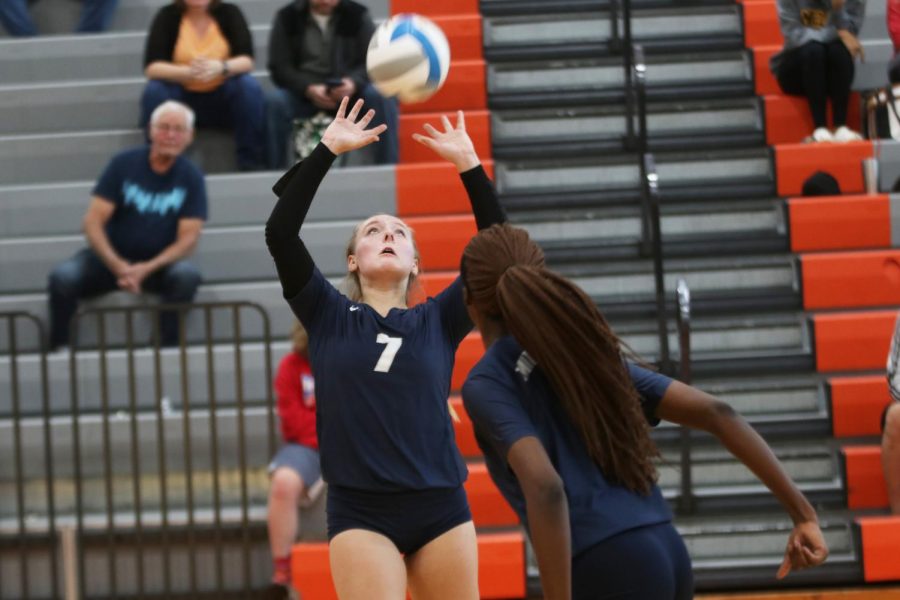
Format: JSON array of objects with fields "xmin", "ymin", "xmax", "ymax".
[{"xmin": 366, "ymin": 13, "xmax": 451, "ymax": 104}]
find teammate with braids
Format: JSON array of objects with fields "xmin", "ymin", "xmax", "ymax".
[
  {"xmin": 264, "ymin": 97, "xmax": 504, "ymax": 600},
  {"xmin": 460, "ymin": 224, "xmax": 828, "ymax": 600}
]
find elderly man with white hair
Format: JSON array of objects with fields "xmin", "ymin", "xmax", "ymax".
[{"xmin": 47, "ymin": 100, "xmax": 207, "ymax": 350}]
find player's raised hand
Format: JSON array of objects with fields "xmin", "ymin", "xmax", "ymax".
[
  {"xmin": 321, "ymin": 97, "xmax": 388, "ymax": 155},
  {"xmin": 413, "ymin": 111, "xmax": 480, "ymax": 173},
  {"xmin": 776, "ymin": 520, "xmax": 829, "ymax": 579}
]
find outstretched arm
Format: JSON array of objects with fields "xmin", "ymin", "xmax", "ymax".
[
  {"xmin": 656, "ymin": 382, "xmax": 828, "ymax": 578},
  {"xmin": 265, "ymin": 97, "xmax": 387, "ymax": 298},
  {"xmin": 413, "ymin": 111, "xmax": 506, "ymax": 229}
]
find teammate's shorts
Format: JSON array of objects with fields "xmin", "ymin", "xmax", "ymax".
[
  {"xmin": 572, "ymin": 521, "xmax": 693, "ymax": 600},
  {"xmin": 326, "ymin": 484, "xmax": 472, "ymax": 555},
  {"xmin": 268, "ymin": 443, "xmax": 322, "ymax": 489}
]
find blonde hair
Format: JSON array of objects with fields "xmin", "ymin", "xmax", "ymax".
[
  {"xmin": 291, "ymin": 321, "xmax": 309, "ymax": 356},
  {"xmin": 340, "ymin": 217, "xmax": 423, "ymax": 304}
]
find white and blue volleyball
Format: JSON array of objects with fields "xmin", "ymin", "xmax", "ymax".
[{"xmin": 366, "ymin": 14, "xmax": 451, "ymax": 104}]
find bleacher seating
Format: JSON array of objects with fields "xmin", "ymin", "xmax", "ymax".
[{"xmin": 4, "ymin": 0, "xmax": 900, "ymax": 597}]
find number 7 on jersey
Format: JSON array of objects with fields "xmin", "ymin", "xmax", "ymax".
[{"xmin": 374, "ymin": 333, "xmax": 403, "ymax": 373}]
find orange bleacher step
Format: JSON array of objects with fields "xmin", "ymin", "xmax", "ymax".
[
  {"xmin": 774, "ymin": 141, "xmax": 873, "ymax": 197},
  {"xmin": 406, "ymin": 214, "xmax": 476, "ymax": 271},
  {"xmin": 802, "ymin": 250, "xmax": 900, "ymax": 310},
  {"xmin": 292, "ymin": 531, "xmax": 526, "ymax": 599},
  {"xmin": 843, "ymin": 445, "xmax": 888, "ymax": 509},
  {"xmin": 764, "ymin": 95, "xmax": 862, "ymax": 145},
  {"xmin": 753, "ymin": 46, "xmax": 780, "ymax": 96},
  {"xmin": 396, "ymin": 160, "xmax": 495, "ymax": 218},
  {"xmin": 466, "ymin": 462, "xmax": 519, "ymax": 527},
  {"xmin": 452, "ymin": 333, "xmax": 484, "ymax": 391},
  {"xmin": 391, "ymin": 0, "xmax": 479, "ymax": 17},
  {"xmin": 451, "ymin": 395, "xmax": 480, "ymax": 457},
  {"xmin": 788, "ymin": 194, "xmax": 890, "ymax": 252},
  {"xmin": 399, "ymin": 110, "xmax": 491, "ymax": 165},
  {"xmin": 742, "ymin": 0, "xmax": 782, "ymax": 48},
  {"xmin": 813, "ymin": 311, "xmax": 896, "ymax": 372},
  {"xmin": 830, "ymin": 376, "xmax": 893, "ymax": 437},
  {"xmin": 400, "ymin": 60, "xmax": 487, "ymax": 114},
  {"xmin": 856, "ymin": 516, "xmax": 900, "ymax": 582}
]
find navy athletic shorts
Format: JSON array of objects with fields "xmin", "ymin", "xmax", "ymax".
[
  {"xmin": 326, "ymin": 484, "xmax": 472, "ymax": 555},
  {"xmin": 572, "ymin": 521, "xmax": 693, "ymax": 600}
]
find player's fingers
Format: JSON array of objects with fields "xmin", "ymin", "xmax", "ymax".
[
  {"xmin": 412, "ymin": 133, "xmax": 438, "ymax": 149},
  {"xmin": 347, "ymin": 98, "xmax": 365, "ymax": 122},
  {"xmin": 440, "ymin": 114, "xmax": 453, "ymax": 133},
  {"xmin": 357, "ymin": 109, "xmax": 376, "ymax": 129},
  {"xmin": 803, "ymin": 546, "xmax": 824, "ymax": 566},
  {"xmin": 776, "ymin": 553, "xmax": 792, "ymax": 580},
  {"xmin": 370, "ymin": 124, "xmax": 388, "ymax": 137},
  {"xmin": 456, "ymin": 110, "xmax": 466, "ymax": 131},
  {"xmin": 423, "ymin": 123, "xmax": 441, "ymax": 138},
  {"xmin": 335, "ymin": 96, "xmax": 349, "ymax": 119}
]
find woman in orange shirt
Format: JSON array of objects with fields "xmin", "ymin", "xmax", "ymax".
[{"xmin": 141, "ymin": 0, "xmax": 265, "ymax": 170}]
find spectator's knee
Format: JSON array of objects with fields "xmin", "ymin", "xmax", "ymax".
[
  {"xmin": 270, "ymin": 468, "xmax": 304, "ymax": 504},
  {"xmin": 166, "ymin": 262, "xmax": 202, "ymax": 296},
  {"xmin": 47, "ymin": 263, "xmax": 80, "ymax": 298},
  {"xmin": 799, "ymin": 41, "xmax": 827, "ymax": 63}
]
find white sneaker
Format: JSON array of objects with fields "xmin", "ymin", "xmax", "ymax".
[
  {"xmin": 833, "ymin": 125, "xmax": 863, "ymax": 142},
  {"xmin": 804, "ymin": 127, "xmax": 835, "ymax": 143}
]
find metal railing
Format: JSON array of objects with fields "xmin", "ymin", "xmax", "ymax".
[
  {"xmin": 675, "ymin": 280, "xmax": 695, "ymax": 514},
  {"xmin": 1, "ymin": 301, "xmax": 277, "ymax": 599}
]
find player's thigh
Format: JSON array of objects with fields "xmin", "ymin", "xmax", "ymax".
[
  {"xmin": 329, "ymin": 529, "xmax": 407, "ymax": 600},
  {"xmin": 405, "ymin": 521, "xmax": 479, "ymax": 600}
]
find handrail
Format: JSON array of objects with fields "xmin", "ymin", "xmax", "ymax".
[
  {"xmin": 675, "ymin": 279, "xmax": 695, "ymax": 514},
  {"xmin": 644, "ymin": 153, "xmax": 671, "ymax": 375}
]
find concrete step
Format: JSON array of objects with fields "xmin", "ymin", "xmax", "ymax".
[{"xmin": 0, "ymin": 165, "xmax": 394, "ymax": 238}]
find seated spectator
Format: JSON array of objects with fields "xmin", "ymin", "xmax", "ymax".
[
  {"xmin": 47, "ymin": 100, "xmax": 206, "ymax": 350},
  {"xmin": 770, "ymin": 0, "xmax": 865, "ymax": 143},
  {"xmin": 140, "ymin": 0, "xmax": 265, "ymax": 171},
  {"xmin": 801, "ymin": 170, "xmax": 842, "ymax": 195},
  {"xmin": 0, "ymin": 0, "xmax": 117, "ymax": 36},
  {"xmin": 264, "ymin": 0, "xmax": 398, "ymax": 168},
  {"xmin": 265, "ymin": 321, "xmax": 320, "ymax": 600},
  {"xmin": 885, "ymin": 314, "xmax": 900, "ymax": 514}
]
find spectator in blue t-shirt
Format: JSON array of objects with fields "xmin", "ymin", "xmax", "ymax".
[{"xmin": 47, "ymin": 100, "xmax": 208, "ymax": 350}]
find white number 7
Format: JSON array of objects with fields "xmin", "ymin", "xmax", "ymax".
[{"xmin": 374, "ymin": 334, "xmax": 403, "ymax": 373}]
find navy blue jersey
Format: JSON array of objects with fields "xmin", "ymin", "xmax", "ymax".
[
  {"xmin": 462, "ymin": 336, "xmax": 673, "ymax": 556},
  {"xmin": 289, "ymin": 268, "xmax": 471, "ymax": 491}
]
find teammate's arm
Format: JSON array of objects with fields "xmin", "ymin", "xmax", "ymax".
[
  {"xmin": 506, "ymin": 437, "xmax": 572, "ymax": 600},
  {"xmin": 655, "ymin": 381, "xmax": 828, "ymax": 578}
]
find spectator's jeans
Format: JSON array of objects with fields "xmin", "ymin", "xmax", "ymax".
[
  {"xmin": 140, "ymin": 75, "xmax": 266, "ymax": 170},
  {"xmin": 264, "ymin": 83, "xmax": 399, "ymax": 170},
  {"xmin": 47, "ymin": 248, "xmax": 202, "ymax": 349},
  {"xmin": 0, "ymin": 0, "xmax": 118, "ymax": 36}
]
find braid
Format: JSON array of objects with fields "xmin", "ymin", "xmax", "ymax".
[{"xmin": 463, "ymin": 225, "xmax": 658, "ymax": 494}]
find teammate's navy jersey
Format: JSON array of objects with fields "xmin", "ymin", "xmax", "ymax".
[
  {"xmin": 462, "ymin": 336, "xmax": 673, "ymax": 556},
  {"xmin": 289, "ymin": 267, "xmax": 470, "ymax": 491}
]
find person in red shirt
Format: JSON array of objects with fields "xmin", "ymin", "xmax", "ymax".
[{"xmin": 266, "ymin": 321, "xmax": 319, "ymax": 599}]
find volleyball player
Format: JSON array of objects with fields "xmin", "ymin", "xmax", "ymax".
[
  {"xmin": 460, "ymin": 224, "xmax": 828, "ymax": 600},
  {"xmin": 264, "ymin": 98, "xmax": 504, "ymax": 600}
]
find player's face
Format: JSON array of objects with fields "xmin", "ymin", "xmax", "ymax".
[
  {"xmin": 348, "ymin": 215, "xmax": 419, "ymax": 282},
  {"xmin": 149, "ymin": 110, "xmax": 193, "ymax": 159}
]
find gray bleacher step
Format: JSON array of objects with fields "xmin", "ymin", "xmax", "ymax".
[
  {"xmin": 487, "ymin": 50, "xmax": 749, "ymax": 96},
  {"xmin": 497, "ymin": 147, "xmax": 771, "ymax": 195},
  {"xmin": 0, "ymin": 26, "xmax": 268, "ymax": 86},
  {"xmin": 0, "ymin": 166, "xmax": 394, "ymax": 238},
  {"xmin": 0, "ymin": 220, "xmax": 367, "ymax": 294},
  {"xmin": 618, "ymin": 311, "xmax": 809, "ymax": 360}
]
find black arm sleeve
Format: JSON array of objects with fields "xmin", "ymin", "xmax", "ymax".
[
  {"xmin": 460, "ymin": 165, "xmax": 506, "ymax": 229},
  {"xmin": 264, "ymin": 143, "xmax": 337, "ymax": 298}
]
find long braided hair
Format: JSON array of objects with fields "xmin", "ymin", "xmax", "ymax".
[{"xmin": 462, "ymin": 224, "xmax": 659, "ymax": 494}]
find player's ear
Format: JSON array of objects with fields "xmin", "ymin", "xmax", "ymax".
[
  {"xmin": 411, "ymin": 258, "xmax": 419, "ymax": 277},
  {"xmin": 347, "ymin": 254, "xmax": 358, "ymax": 272}
]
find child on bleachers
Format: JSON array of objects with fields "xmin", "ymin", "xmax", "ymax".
[
  {"xmin": 265, "ymin": 321, "xmax": 320, "ymax": 600},
  {"xmin": 771, "ymin": 0, "xmax": 866, "ymax": 143},
  {"xmin": 884, "ymin": 313, "xmax": 900, "ymax": 514}
]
